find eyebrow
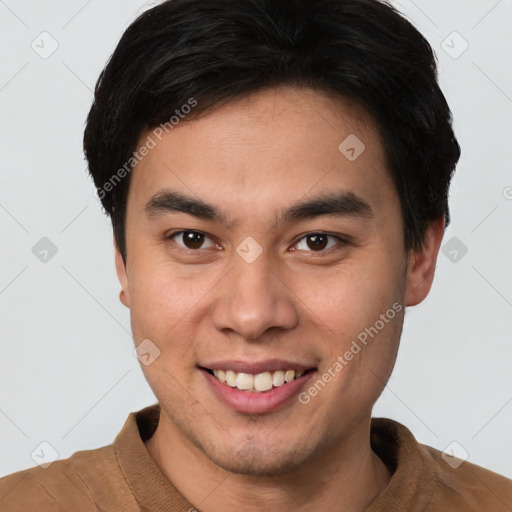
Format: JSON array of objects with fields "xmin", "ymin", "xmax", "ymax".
[
  {"xmin": 145, "ymin": 190, "xmax": 227, "ymax": 222},
  {"xmin": 144, "ymin": 189, "xmax": 373, "ymax": 227},
  {"xmin": 275, "ymin": 191, "xmax": 373, "ymax": 227}
]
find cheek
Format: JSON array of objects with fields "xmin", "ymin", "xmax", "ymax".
[
  {"xmin": 127, "ymin": 267, "xmax": 207, "ymax": 389},
  {"xmin": 127, "ymin": 263, "xmax": 201, "ymax": 340},
  {"xmin": 298, "ymin": 254, "xmax": 403, "ymax": 333}
]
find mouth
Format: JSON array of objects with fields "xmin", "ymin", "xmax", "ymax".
[
  {"xmin": 201, "ymin": 367, "xmax": 312, "ymax": 392},
  {"xmin": 199, "ymin": 361, "xmax": 317, "ymax": 414}
]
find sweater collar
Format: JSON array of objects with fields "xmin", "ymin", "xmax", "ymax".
[{"xmin": 115, "ymin": 403, "xmax": 436, "ymax": 512}]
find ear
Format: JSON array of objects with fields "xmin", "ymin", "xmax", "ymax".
[
  {"xmin": 114, "ymin": 236, "xmax": 131, "ymax": 308},
  {"xmin": 405, "ymin": 217, "xmax": 445, "ymax": 307}
]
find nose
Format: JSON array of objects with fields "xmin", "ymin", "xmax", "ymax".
[{"xmin": 211, "ymin": 254, "xmax": 299, "ymax": 341}]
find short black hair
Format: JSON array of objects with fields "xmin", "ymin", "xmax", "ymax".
[{"xmin": 84, "ymin": 0, "xmax": 460, "ymax": 263}]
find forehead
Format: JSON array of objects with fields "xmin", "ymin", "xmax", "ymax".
[{"xmin": 128, "ymin": 86, "xmax": 395, "ymax": 220}]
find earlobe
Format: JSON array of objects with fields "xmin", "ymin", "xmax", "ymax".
[
  {"xmin": 405, "ymin": 217, "xmax": 445, "ymax": 307},
  {"xmin": 114, "ymin": 239, "xmax": 130, "ymax": 309}
]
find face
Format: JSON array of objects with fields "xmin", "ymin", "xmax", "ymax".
[{"xmin": 115, "ymin": 86, "xmax": 441, "ymax": 476}]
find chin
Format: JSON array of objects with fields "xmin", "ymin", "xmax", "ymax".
[{"xmin": 196, "ymin": 433, "xmax": 318, "ymax": 477}]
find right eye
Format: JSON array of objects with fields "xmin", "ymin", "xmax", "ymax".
[{"xmin": 167, "ymin": 230, "xmax": 217, "ymax": 251}]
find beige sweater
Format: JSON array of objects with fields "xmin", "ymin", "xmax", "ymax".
[{"xmin": 1, "ymin": 403, "xmax": 511, "ymax": 511}]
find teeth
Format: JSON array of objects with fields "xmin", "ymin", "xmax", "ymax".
[
  {"xmin": 210, "ymin": 368, "xmax": 306, "ymax": 392},
  {"xmin": 225, "ymin": 370, "xmax": 237, "ymax": 387},
  {"xmin": 284, "ymin": 370, "xmax": 295, "ymax": 383},
  {"xmin": 254, "ymin": 372, "xmax": 273, "ymax": 391},
  {"xmin": 236, "ymin": 373, "xmax": 254, "ymax": 390},
  {"xmin": 272, "ymin": 370, "xmax": 285, "ymax": 387},
  {"xmin": 217, "ymin": 370, "xmax": 226, "ymax": 384}
]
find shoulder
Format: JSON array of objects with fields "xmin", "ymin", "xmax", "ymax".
[
  {"xmin": 370, "ymin": 417, "xmax": 512, "ymax": 511},
  {"xmin": 0, "ymin": 444, "xmax": 121, "ymax": 512},
  {"xmin": 424, "ymin": 444, "xmax": 512, "ymax": 511}
]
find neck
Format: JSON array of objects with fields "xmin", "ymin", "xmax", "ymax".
[{"xmin": 145, "ymin": 413, "xmax": 391, "ymax": 512}]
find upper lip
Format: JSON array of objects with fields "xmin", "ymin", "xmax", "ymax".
[{"xmin": 200, "ymin": 359, "xmax": 316, "ymax": 374}]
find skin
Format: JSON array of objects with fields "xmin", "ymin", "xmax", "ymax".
[{"xmin": 115, "ymin": 86, "xmax": 444, "ymax": 511}]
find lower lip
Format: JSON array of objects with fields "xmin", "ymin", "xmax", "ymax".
[{"xmin": 202, "ymin": 369, "xmax": 314, "ymax": 414}]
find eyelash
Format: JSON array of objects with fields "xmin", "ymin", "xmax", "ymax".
[{"xmin": 166, "ymin": 230, "xmax": 348, "ymax": 254}]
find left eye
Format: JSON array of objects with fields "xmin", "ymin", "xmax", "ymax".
[{"xmin": 294, "ymin": 233, "xmax": 344, "ymax": 252}]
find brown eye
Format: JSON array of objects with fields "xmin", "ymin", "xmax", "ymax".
[
  {"xmin": 170, "ymin": 230, "xmax": 215, "ymax": 250},
  {"xmin": 294, "ymin": 233, "xmax": 345, "ymax": 253},
  {"xmin": 306, "ymin": 234, "xmax": 328, "ymax": 251},
  {"xmin": 183, "ymin": 231, "xmax": 205, "ymax": 249}
]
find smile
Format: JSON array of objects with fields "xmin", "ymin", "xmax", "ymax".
[
  {"xmin": 200, "ymin": 360, "xmax": 317, "ymax": 413},
  {"xmin": 206, "ymin": 368, "xmax": 306, "ymax": 392}
]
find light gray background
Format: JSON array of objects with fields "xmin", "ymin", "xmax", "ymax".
[{"xmin": 1, "ymin": 0, "xmax": 511, "ymax": 479}]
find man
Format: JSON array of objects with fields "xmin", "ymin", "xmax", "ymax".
[{"xmin": 1, "ymin": 0, "xmax": 511, "ymax": 510}]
